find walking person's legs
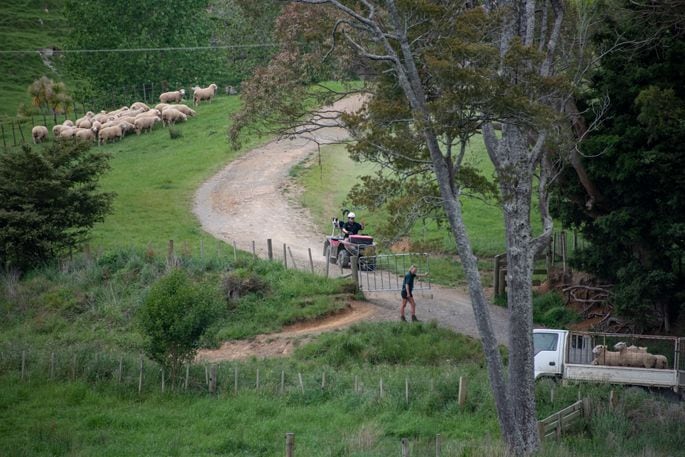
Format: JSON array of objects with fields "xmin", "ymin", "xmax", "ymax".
[{"xmin": 408, "ymin": 296, "xmax": 418, "ymax": 321}]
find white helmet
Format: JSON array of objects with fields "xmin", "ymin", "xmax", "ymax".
[{"xmin": 348, "ymin": 212, "xmax": 356, "ymax": 218}]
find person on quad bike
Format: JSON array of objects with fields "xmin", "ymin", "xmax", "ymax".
[{"xmin": 338, "ymin": 212, "xmax": 364, "ymax": 238}]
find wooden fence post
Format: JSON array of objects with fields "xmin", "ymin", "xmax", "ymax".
[
  {"xmin": 21, "ymin": 351, "xmax": 26, "ymax": 381},
  {"xmin": 609, "ymin": 389, "xmax": 617, "ymax": 409},
  {"xmin": 435, "ymin": 434, "xmax": 441, "ymax": 457},
  {"xmin": 167, "ymin": 240, "xmax": 175, "ymax": 267},
  {"xmin": 285, "ymin": 432, "xmax": 295, "ymax": 457},
  {"xmin": 185, "ymin": 365, "xmax": 190, "ymax": 391},
  {"xmin": 138, "ymin": 355, "xmax": 144, "ymax": 394},
  {"xmin": 401, "ymin": 438, "xmax": 409, "ymax": 457},
  {"xmin": 325, "ymin": 246, "xmax": 330, "ymax": 278},
  {"xmin": 298, "ymin": 373, "xmax": 304, "ymax": 394},
  {"xmin": 118, "ymin": 357, "xmax": 123, "ymax": 383},
  {"xmin": 537, "ymin": 421, "xmax": 545, "ymax": 442},
  {"xmin": 233, "ymin": 241, "xmax": 237, "ymax": 262},
  {"xmin": 267, "ymin": 239, "xmax": 273, "ymax": 260},
  {"xmin": 252, "ymin": 241, "xmax": 256, "ymax": 259},
  {"xmin": 288, "ymin": 246, "xmax": 297, "ymax": 270},
  {"xmin": 379, "ymin": 378, "xmax": 384, "ymax": 398},
  {"xmin": 582, "ymin": 397, "xmax": 592, "ymax": 418},
  {"xmin": 234, "ymin": 366, "xmax": 238, "ymax": 394},
  {"xmin": 283, "ymin": 244, "xmax": 288, "ymax": 269},
  {"xmin": 161, "ymin": 369, "xmax": 166, "ymax": 393},
  {"xmin": 458, "ymin": 376, "xmax": 467, "ymax": 407},
  {"xmin": 308, "ymin": 248, "xmax": 314, "ymax": 273},
  {"xmin": 256, "ymin": 368, "xmax": 260, "ymax": 390},
  {"xmin": 351, "ymin": 256, "xmax": 359, "ymax": 290},
  {"xmin": 50, "ymin": 352, "xmax": 55, "ymax": 380},
  {"xmin": 209, "ymin": 365, "xmax": 217, "ymax": 394}
]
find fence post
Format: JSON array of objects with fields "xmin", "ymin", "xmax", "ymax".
[
  {"xmin": 185, "ymin": 365, "xmax": 190, "ymax": 391},
  {"xmin": 325, "ymin": 246, "xmax": 330, "ymax": 278},
  {"xmin": 561, "ymin": 231, "xmax": 567, "ymax": 273},
  {"xmin": 161, "ymin": 369, "xmax": 165, "ymax": 393},
  {"xmin": 283, "ymin": 244, "xmax": 288, "ymax": 269},
  {"xmin": 435, "ymin": 434, "xmax": 441, "ymax": 457},
  {"xmin": 582, "ymin": 397, "xmax": 591, "ymax": 418},
  {"xmin": 267, "ymin": 239, "xmax": 273, "ymax": 260},
  {"xmin": 379, "ymin": 378, "xmax": 384, "ymax": 398},
  {"xmin": 308, "ymin": 248, "xmax": 314, "ymax": 273},
  {"xmin": 167, "ymin": 240, "xmax": 175, "ymax": 267},
  {"xmin": 351, "ymin": 256, "xmax": 359, "ymax": 290},
  {"xmin": 138, "ymin": 355, "xmax": 144, "ymax": 394},
  {"xmin": 288, "ymin": 247, "xmax": 297, "ymax": 270},
  {"xmin": 537, "ymin": 421, "xmax": 545, "ymax": 442},
  {"xmin": 234, "ymin": 366, "xmax": 238, "ymax": 394},
  {"xmin": 285, "ymin": 433, "xmax": 295, "ymax": 457},
  {"xmin": 256, "ymin": 368, "xmax": 260, "ymax": 390},
  {"xmin": 118, "ymin": 357, "xmax": 123, "ymax": 383},
  {"xmin": 21, "ymin": 351, "xmax": 26, "ymax": 381},
  {"xmin": 209, "ymin": 365, "xmax": 217, "ymax": 394},
  {"xmin": 11, "ymin": 121, "xmax": 17, "ymax": 146},
  {"xmin": 252, "ymin": 241, "xmax": 256, "ymax": 259},
  {"xmin": 50, "ymin": 352, "xmax": 55, "ymax": 380},
  {"xmin": 458, "ymin": 376, "xmax": 467, "ymax": 407},
  {"xmin": 493, "ymin": 254, "xmax": 501, "ymax": 296},
  {"xmin": 401, "ymin": 438, "xmax": 409, "ymax": 457},
  {"xmin": 298, "ymin": 373, "xmax": 304, "ymax": 394}
]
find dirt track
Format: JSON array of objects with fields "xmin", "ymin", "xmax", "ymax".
[{"xmin": 193, "ymin": 96, "xmax": 510, "ymax": 360}]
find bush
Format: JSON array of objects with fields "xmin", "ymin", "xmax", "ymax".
[
  {"xmin": 138, "ymin": 269, "xmax": 222, "ymax": 381},
  {"xmin": 533, "ymin": 292, "xmax": 580, "ymax": 328},
  {"xmin": 168, "ymin": 127, "xmax": 183, "ymax": 139}
]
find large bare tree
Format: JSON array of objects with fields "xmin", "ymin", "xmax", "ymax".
[{"xmin": 231, "ymin": 1, "xmax": 577, "ymax": 455}]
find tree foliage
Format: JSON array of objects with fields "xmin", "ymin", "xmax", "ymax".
[
  {"xmin": 553, "ymin": 0, "xmax": 685, "ymax": 332},
  {"xmin": 0, "ymin": 140, "xmax": 114, "ymax": 271},
  {"xmin": 138, "ymin": 269, "xmax": 222, "ymax": 381},
  {"xmin": 27, "ymin": 76, "xmax": 73, "ymax": 115}
]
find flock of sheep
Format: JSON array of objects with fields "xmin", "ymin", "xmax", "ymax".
[
  {"xmin": 31, "ymin": 84, "xmax": 219, "ymax": 146},
  {"xmin": 592, "ymin": 342, "xmax": 669, "ymax": 369}
]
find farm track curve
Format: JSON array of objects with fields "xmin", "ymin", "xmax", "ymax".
[{"xmin": 193, "ymin": 95, "xmax": 510, "ymax": 360}]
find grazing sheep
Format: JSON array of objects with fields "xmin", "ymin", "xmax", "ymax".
[
  {"xmin": 62, "ymin": 119, "xmax": 74, "ymax": 127},
  {"xmin": 161, "ymin": 108, "xmax": 187, "ymax": 126},
  {"xmin": 130, "ymin": 102, "xmax": 150, "ymax": 112},
  {"xmin": 98, "ymin": 125, "xmax": 123, "ymax": 145},
  {"xmin": 94, "ymin": 112, "xmax": 109, "ymax": 123},
  {"xmin": 75, "ymin": 128, "xmax": 96, "ymax": 142},
  {"xmin": 159, "ymin": 89, "xmax": 185, "ymax": 103},
  {"xmin": 591, "ymin": 345, "xmax": 622, "ymax": 366},
  {"xmin": 613, "ymin": 342, "xmax": 657, "ymax": 368},
  {"xmin": 58, "ymin": 126, "xmax": 77, "ymax": 138},
  {"xmin": 154, "ymin": 103, "xmax": 170, "ymax": 112},
  {"xmin": 134, "ymin": 115, "xmax": 160, "ymax": 134},
  {"xmin": 192, "ymin": 83, "xmax": 217, "ymax": 105},
  {"xmin": 32, "ymin": 125, "xmax": 49, "ymax": 144},
  {"xmin": 52, "ymin": 124, "xmax": 63, "ymax": 136},
  {"xmin": 167, "ymin": 104, "xmax": 196, "ymax": 117},
  {"xmin": 76, "ymin": 118, "xmax": 92, "ymax": 129},
  {"xmin": 91, "ymin": 121, "xmax": 102, "ymax": 133},
  {"xmin": 116, "ymin": 121, "xmax": 136, "ymax": 136},
  {"xmin": 135, "ymin": 109, "xmax": 161, "ymax": 119}
]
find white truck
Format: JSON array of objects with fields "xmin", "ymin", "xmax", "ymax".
[{"xmin": 533, "ymin": 329, "xmax": 685, "ymax": 394}]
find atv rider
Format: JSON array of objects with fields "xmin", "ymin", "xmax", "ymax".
[{"xmin": 338, "ymin": 212, "xmax": 364, "ymax": 238}]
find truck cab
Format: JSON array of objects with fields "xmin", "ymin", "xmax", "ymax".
[{"xmin": 534, "ymin": 329, "xmax": 566, "ymax": 379}]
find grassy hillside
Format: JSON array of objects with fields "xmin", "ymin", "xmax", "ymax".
[{"xmin": 0, "ymin": 0, "xmax": 67, "ymax": 119}]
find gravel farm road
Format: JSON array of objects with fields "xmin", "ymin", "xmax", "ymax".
[{"xmin": 193, "ymin": 96, "xmax": 510, "ymax": 359}]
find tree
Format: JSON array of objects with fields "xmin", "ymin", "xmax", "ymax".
[
  {"xmin": 231, "ymin": 1, "xmax": 578, "ymax": 455},
  {"xmin": 0, "ymin": 141, "xmax": 114, "ymax": 271},
  {"xmin": 27, "ymin": 76, "xmax": 73, "ymax": 115},
  {"xmin": 138, "ymin": 269, "xmax": 222, "ymax": 382},
  {"xmin": 553, "ymin": 0, "xmax": 685, "ymax": 332}
]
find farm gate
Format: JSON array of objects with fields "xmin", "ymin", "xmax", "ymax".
[{"xmin": 356, "ymin": 252, "xmax": 431, "ymax": 292}]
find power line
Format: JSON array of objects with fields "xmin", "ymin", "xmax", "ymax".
[{"xmin": 0, "ymin": 44, "xmax": 278, "ymax": 55}]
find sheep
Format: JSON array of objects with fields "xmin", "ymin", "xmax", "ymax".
[
  {"xmin": 58, "ymin": 126, "xmax": 77, "ymax": 138},
  {"xmin": 154, "ymin": 103, "xmax": 170, "ymax": 112},
  {"xmin": 613, "ymin": 342, "xmax": 657, "ymax": 368},
  {"xmin": 52, "ymin": 124, "xmax": 63, "ymax": 136},
  {"xmin": 32, "ymin": 125, "xmax": 49, "ymax": 144},
  {"xmin": 591, "ymin": 345, "xmax": 622, "ymax": 366},
  {"xmin": 159, "ymin": 89, "xmax": 185, "ymax": 103},
  {"xmin": 161, "ymin": 108, "xmax": 187, "ymax": 126},
  {"xmin": 135, "ymin": 109, "xmax": 161, "ymax": 119},
  {"xmin": 116, "ymin": 121, "xmax": 136, "ymax": 136},
  {"xmin": 192, "ymin": 83, "xmax": 217, "ymax": 105},
  {"xmin": 76, "ymin": 118, "xmax": 92, "ymax": 129},
  {"xmin": 166, "ymin": 104, "xmax": 196, "ymax": 117},
  {"xmin": 62, "ymin": 119, "xmax": 74, "ymax": 127},
  {"xmin": 94, "ymin": 112, "xmax": 109, "ymax": 123},
  {"xmin": 613, "ymin": 343, "xmax": 668, "ymax": 369},
  {"xmin": 98, "ymin": 125, "xmax": 123, "ymax": 145},
  {"xmin": 130, "ymin": 102, "xmax": 150, "ymax": 112},
  {"xmin": 91, "ymin": 121, "xmax": 102, "ymax": 133},
  {"xmin": 134, "ymin": 115, "xmax": 160, "ymax": 135},
  {"xmin": 75, "ymin": 128, "xmax": 96, "ymax": 142}
]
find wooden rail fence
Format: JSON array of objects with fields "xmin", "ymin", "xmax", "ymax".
[{"xmin": 537, "ymin": 398, "xmax": 591, "ymax": 441}]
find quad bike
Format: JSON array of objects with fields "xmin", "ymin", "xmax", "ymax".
[{"xmin": 323, "ymin": 211, "xmax": 376, "ymax": 271}]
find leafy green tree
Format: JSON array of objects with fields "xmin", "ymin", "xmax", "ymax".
[
  {"xmin": 138, "ymin": 269, "xmax": 222, "ymax": 382},
  {"xmin": 553, "ymin": 0, "xmax": 685, "ymax": 332},
  {"xmin": 63, "ymin": 0, "xmax": 220, "ymax": 105},
  {"xmin": 27, "ymin": 76, "xmax": 73, "ymax": 115},
  {"xmin": 0, "ymin": 141, "xmax": 114, "ymax": 270}
]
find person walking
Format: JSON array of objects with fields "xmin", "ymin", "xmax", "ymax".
[{"xmin": 400, "ymin": 265, "xmax": 427, "ymax": 322}]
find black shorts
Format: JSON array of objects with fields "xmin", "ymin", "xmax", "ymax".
[{"xmin": 401, "ymin": 290, "xmax": 411, "ymax": 299}]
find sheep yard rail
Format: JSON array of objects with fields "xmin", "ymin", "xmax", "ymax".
[{"xmin": 538, "ymin": 398, "xmax": 591, "ymax": 441}]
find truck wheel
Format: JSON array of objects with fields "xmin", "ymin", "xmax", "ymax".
[{"xmin": 338, "ymin": 250, "xmax": 350, "ymax": 268}]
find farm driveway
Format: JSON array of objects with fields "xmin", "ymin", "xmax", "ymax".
[{"xmin": 193, "ymin": 96, "xmax": 510, "ymax": 355}]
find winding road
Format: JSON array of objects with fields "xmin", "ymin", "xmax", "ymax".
[{"xmin": 193, "ymin": 96, "xmax": 510, "ymax": 347}]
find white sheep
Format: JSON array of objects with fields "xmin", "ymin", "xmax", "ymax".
[
  {"xmin": 192, "ymin": 83, "xmax": 217, "ymax": 105},
  {"xmin": 591, "ymin": 345, "xmax": 622, "ymax": 366},
  {"xmin": 166, "ymin": 104, "xmax": 196, "ymax": 117},
  {"xmin": 75, "ymin": 128, "xmax": 96, "ymax": 142},
  {"xmin": 98, "ymin": 125, "xmax": 123, "ymax": 145},
  {"xmin": 58, "ymin": 126, "xmax": 77, "ymax": 138},
  {"xmin": 32, "ymin": 125, "xmax": 49, "ymax": 144},
  {"xmin": 52, "ymin": 125, "xmax": 63, "ymax": 137},
  {"xmin": 91, "ymin": 121, "xmax": 102, "ymax": 132},
  {"xmin": 614, "ymin": 343, "xmax": 668, "ymax": 369},
  {"xmin": 159, "ymin": 89, "xmax": 185, "ymax": 103},
  {"xmin": 135, "ymin": 109, "xmax": 161, "ymax": 119},
  {"xmin": 613, "ymin": 342, "xmax": 657, "ymax": 368},
  {"xmin": 76, "ymin": 118, "xmax": 92, "ymax": 129},
  {"xmin": 62, "ymin": 119, "xmax": 74, "ymax": 127},
  {"xmin": 94, "ymin": 112, "xmax": 109, "ymax": 124},
  {"xmin": 134, "ymin": 116, "xmax": 160, "ymax": 135},
  {"xmin": 116, "ymin": 121, "xmax": 136, "ymax": 136},
  {"xmin": 161, "ymin": 108, "xmax": 187, "ymax": 126},
  {"xmin": 130, "ymin": 102, "xmax": 150, "ymax": 112},
  {"xmin": 154, "ymin": 103, "xmax": 170, "ymax": 112}
]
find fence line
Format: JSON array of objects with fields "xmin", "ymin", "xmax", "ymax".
[{"xmin": 537, "ymin": 398, "xmax": 591, "ymax": 441}]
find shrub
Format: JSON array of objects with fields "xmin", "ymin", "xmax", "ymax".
[
  {"xmin": 168, "ymin": 127, "xmax": 183, "ymax": 139},
  {"xmin": 533, "ymin": 292, "xmax": 580, "ymax": 328},
  {"xmin": 138, "ymin": 269, "xmax": 222, "ymax": 381}
]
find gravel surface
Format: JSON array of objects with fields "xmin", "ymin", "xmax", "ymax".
[{"xmin": 193, "ymin": 96, "xmax": 510, "ymax": 346}]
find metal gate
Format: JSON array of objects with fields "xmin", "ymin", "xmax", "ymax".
[{"xmin": 356, "ymin": 253, "xmax": 431, "ymax": 292}]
